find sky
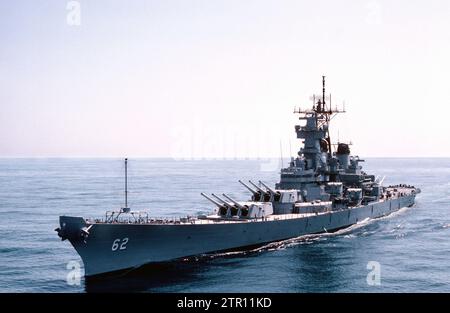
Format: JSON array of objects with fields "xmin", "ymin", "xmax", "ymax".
[{"xmin": 1, "ymin": 0, "xmax": 449, "ymax": 158}]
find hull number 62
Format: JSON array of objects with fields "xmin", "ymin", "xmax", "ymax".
[{"xmin": 111, "ymin": 238, "xmax": 129, "ymax": 251}]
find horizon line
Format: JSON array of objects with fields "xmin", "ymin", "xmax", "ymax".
[{"xmin": 0, "ymin": 156, "xmax": 449, "ymax": 159}]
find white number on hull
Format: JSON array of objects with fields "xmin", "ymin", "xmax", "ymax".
[
  {"xmin": 112, "ymin": 238, "xmax": 129, "ymax": 251},
  {"xmin": 119, "ymin": 238, "xmax": 128, "ymax": 250}
]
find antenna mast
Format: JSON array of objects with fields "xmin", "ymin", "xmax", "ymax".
[
  {"xmin": 124, "ymin": 158, "xmax": 128, "ymax": 209},
  {"xmin": 322, "ymin": 75, "xmax": 326, "ymax": 111},
  {"xmin": 322, "ymin": 76, "xmax": 333, "ymax": 156},
  {"xmin": 293, "ymin": 76, "xmax": 346, "ymax": 159}
]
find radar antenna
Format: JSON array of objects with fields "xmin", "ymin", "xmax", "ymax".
[{"xmin": 293, "ymin": 76, "xmax": 346, "ymax": 157}]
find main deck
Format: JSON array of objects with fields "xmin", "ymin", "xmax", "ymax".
[{"xmin": 84, "ymin": 185, "xmax": 418, "ymax": 227}]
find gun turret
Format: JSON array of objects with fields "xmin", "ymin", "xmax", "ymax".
[
  {"xmin": 222, "ymin": 194, "xmax": 249, "ymax": 217},
  {"xmin": 201, "ymin": 193, "xmax": 230, "ymax": 216},
  {"xmin": 259, "ymin": 181, "xmax": 282, "ymax": 202},
  {"xmin": 214, "ymin": 193, "xmax": 239, "ymax": 216},
  {"xmin": 249, "ymin": 180, "xmax": 272, "ymax": 201},
  {"xmin": 239, "ymin": 180, "xmax": 263, "ymax": 201}
]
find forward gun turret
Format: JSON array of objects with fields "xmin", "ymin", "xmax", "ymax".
[
  {"xmin": 239, "ymin": 180, "xmax": 264, "ymax": 201},
  {"xmin": 216, "ymin": 193, "xmax": 239, "ymax": 216},
  {"xmin": 201, "ymin": 193, "xmax": 229, "ymax": 216},
  {"xmin": 259, "ymin": 181, "xmax": 282, "ymax": 202},
  {"xmin": 249, "ymin": 180, "xmax": 271, "ymax": 201}
]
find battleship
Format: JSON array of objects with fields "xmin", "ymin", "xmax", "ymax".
[{"xmin": 56, "ymin": 77, "xmax": 421, "ymax": 277}]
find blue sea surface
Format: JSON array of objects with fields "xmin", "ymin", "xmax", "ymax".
[{"xmin": 0, "ymin": 158, "xmax": 449, "ymax": 292}]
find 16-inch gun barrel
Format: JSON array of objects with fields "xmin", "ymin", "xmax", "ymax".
[
  {"xmin": 211, "ymin": 193, "xmax": 234, "ymax": 208},
  {"xmin": 259, "ymin": 181, "xmax": 280, "ymax": 195},
  {"xmin": 238, "ymin": 180, "xmax": 258, "ymax": 195},
  {"xmin": 200, "ymin": 193, "xmax": 223, "ymax": 208},
  {"xmin": 222, "ymin": 193, "xmax": 246, "ymax": 209},
  {"xmin": 248, "ymin": 180, "xmax": 268, "ymax": 194}
]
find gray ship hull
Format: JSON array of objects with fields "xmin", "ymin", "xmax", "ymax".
[{"xmin": 60, "ymin": 194, "xmax": 416, "ymax": 277}]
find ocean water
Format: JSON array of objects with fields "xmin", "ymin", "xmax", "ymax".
[{"xmin": 0, "ymin": 158, "xmax": 449, "ymax": 293}]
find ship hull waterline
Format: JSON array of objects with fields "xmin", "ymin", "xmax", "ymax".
[{"xmin": 61, "ymin": 195, "xmax": 416, "ymax": 277}]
